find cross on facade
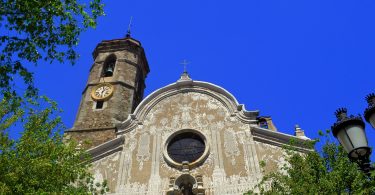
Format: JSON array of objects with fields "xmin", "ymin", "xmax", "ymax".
[{"xmin": 180, "ymin": 59, "xmax": 189, "ymax": 73}]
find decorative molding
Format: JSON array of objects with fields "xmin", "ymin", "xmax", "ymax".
[
  {"xmin": 116, "ymin": 80, "xmax": 259, "ymax": 133},
  {"xmin": 86, "ymin": 78, "xmax": 314, "ymax": 195},
  {"xmin": 87, "ymin": 136, "xmax": 124, "ymax": 162},
  {"xmin": 249, "ymin": 131, "xmax": 262, "ymax": 176},
  {"xmin": 136, "ymin": 133, "xmax": 150, "ymax": 170},
  {"xmin": 255, "ymin": 142, "xmax": 290, "ymax": 175},
  {"xmin": 224, "ymin": 129, "xmax": 240, "ymax": 165},
  {"xmin": 66, "ymin": 126, "xmax": 116, "ymax": 132},
  {"xmin": 115, "ymin": 131, "xmax": 137, "ymax": 191},
  {"xmin": 92, "ymin": 152, "xmax": 121, "ymax": 191},
  {"xmin": 237, "ymin": 131, "xmax": 251, "ymax": 175}
]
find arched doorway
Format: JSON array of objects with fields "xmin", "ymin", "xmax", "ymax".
[{"xmin": 175, "ymin": 174, "xmax": 196, "ymax": 195}]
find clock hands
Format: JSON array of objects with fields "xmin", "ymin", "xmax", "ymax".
[{"xmin": 91, "ymin": 83, "xmax": 113, "ymax": 100}]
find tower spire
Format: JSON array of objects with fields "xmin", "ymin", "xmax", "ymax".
[{"xmin": 126, "ymin": 16, "xmax": 133, "ymax": 38}]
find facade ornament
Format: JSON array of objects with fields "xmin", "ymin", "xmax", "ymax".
[
  {"xmin": 224, "ymin": 129, "xmax": 240, "ymax": 165},
  {"xmin": 136, "ymin": 133, "xmax": 151, "ymax": 170}
]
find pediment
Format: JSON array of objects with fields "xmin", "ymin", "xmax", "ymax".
[
  {"xmin": 88, "ymin": 78, "xmax": 312, "ymax": 162},
  {"xmin": 116, "ymin": 78, "xmax": 259, "ymax": 133}
]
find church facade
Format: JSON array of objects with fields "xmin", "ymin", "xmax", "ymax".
[{"xmin": 65, "ymin": 35, "xmax": 311, "ymax": 195}]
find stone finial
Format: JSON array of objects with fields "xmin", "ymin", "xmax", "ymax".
[
  {"xmin": 364, "ymin": 93, "xmax": 375, "ymax": 124},
  {"xmin": 294, "ymin": 124, "xmax": 310, "ymax": 140},
  {"xmin": 178, "ymin": 72, "xmax": 192, "ymax": 82},
  {"xmin": 177, "ymin": 60, "xmax": 192, "ymax": 82},
  {"xmin": 366, "ymin": 93, "xmax": 375, "ymax": 106},
  {"xmin": 335, "ymin": 108, "xmax": 348, "ymax": 121}
]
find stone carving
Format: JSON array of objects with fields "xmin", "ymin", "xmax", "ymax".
[
  {"xmin": 72, "ymin": 49, "xmax": 313, "ymax": 194},
  {"xmin": 91, "ymin": 152, "xmax": 121, "ymax": 191},
  {"xmin": 112, "ymin": 91, "xmax": 292, "ymax": 194},
  {"xmin": 237, "ymin": 131, "xmax": 251, "ymax": 175},
  {"xmin": 122, "ymin": 182, "xmax": 148, "ymax": 194},
  {"xmin": 93, "ymin": 169, "xmax": 104, "ymax": 184},
  {"xmin": 140, "ymin": 93, "xmax": 230, "ymax": 136},
  {"xmin": 118, "ymin": 131, "xmax": 138, "ymax": 186},
  {"xmin": 118, "ymin": 178, "xmax": 172, "ymax": 195},
  {"xmin": 224, "ymin": 129, "xmax": 240, "ymax": 165},
  {"xmin": 205, "ymin": 167, "xmax": 261, "ymax": 195},
  {"xmin": 255, "ymin": 142, "xmax": 289, "ymax": 175},
  {"xmin": 136, "ymin": 133, "xmax": 151, "ymax": 170},
  {"xmin": 160, "ymin": 149, "xmax": 214, "ymax": 176}
]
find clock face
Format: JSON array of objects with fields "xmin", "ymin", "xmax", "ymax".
[{"xmin": 91, "ymin": 83, "xmax": 114, "ymax": 100}]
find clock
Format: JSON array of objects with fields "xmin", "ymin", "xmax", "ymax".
[{"xmin": 91, "ymin": 83, "xmax": 114, "ymax": 101}]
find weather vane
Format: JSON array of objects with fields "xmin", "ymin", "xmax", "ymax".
[
  {"xmin": 180, "ymin": 59, "xmax": 189, "ymax": 73},
  {"xmin": 126, "ymin": 16, "xmax": 133, "ymax": 37}
]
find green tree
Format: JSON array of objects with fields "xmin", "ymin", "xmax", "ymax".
[
  {"xmin": 0, "ymin": 96, "xmax": 109, "ymax": 194},
  {"xmin": 247, "ymin": 132, "xmax": 375, "ymax": 194},
  {"xmin": 0, "ymin": 0, "xmax": 104, "ymax": 97},
  {"xmin": 0, "ymin": 0, "xmax": 106, "ymax": 193}
]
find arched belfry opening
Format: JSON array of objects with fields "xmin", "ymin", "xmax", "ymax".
[{"xmin": 102, "ymin": 54, "xmax": 116, "ymax": 77}]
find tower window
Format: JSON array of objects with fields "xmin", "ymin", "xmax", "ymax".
[
  {"xmin": 95, "ymin": 101, "xmax": 104, "ymax": 109},
  {"xmin": 259, "ymin": 119, "xmax": 268, "ymax": 129},
  {"xmin": 102, "ymin": 55, "xmax": 116, "ymax": 77}
]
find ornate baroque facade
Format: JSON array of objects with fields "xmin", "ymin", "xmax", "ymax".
[{"xmin": 65, "ymin": 35, "xmax": 311, "ymax": 195}]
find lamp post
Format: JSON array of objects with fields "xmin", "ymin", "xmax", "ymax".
[
  {"xmin": 364, "ymin": 93, "xmax": 375, "ymax": 129},
  {"xmin": 331, "ymin": 93, "xmax": 375, "ymax": 175}
]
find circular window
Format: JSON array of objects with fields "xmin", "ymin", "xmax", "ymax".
[
  {"xmin": 167, "ymin": 132, "xmax": 205, "ymax": 163},
  {"xmin": 164, "ymin": 130, "xmax": 209, "ymax": 169}
]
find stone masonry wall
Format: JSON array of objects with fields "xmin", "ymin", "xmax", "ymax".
[{"xmin": 65, "ymin": 128, "xmax": 116, "ymax": 149}]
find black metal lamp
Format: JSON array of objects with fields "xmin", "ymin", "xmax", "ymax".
[
  {"xmin": 364, "ymin": 93, "xmax": 375, "ymax": 129},
  {"xmin": 331, "ymin": 108, "xmax": 372, "ymax": 173}
]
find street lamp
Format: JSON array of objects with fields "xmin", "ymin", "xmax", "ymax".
[
  {"xmin": 331, "ymin": 93, "xmax": 375, "ymax": 174},
  {"xmin": 364, "ymin": 93, "xmax": 375, "ymax": 129}
]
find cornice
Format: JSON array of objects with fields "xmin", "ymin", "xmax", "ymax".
[
  {"xmin": 251, "ymin": 125, "xmax": 314, "ymax": 153},
  {"xmin": 66, "ymin": 126, "xmax": 116, "ymax": 132},
  {"xmin": 87, "ymin": 136, "xmax": 125, "ymax": 162}
]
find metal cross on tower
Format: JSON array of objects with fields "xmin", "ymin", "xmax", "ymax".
[
  {"xmin": 180, "ymin": 59, "xmax": 189, "ymax": 73},
  {"xmin": 126, "ymin": 16, "xmax": 133, "ymax": 38}
]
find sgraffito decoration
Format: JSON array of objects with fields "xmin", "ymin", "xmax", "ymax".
[
  {"xmin": 136, "ymin": 133, "xmax": 151, "ymax": 170},
  {"xmin": 224, "ymin": 129, "xmax": 240, "ymax": 165}
]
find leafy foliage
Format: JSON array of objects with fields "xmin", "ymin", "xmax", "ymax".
[
  {"xmin": 0, "ymin": 0, "xmax": 104, "ymax": 97},
  {"xmin": 0, "ymin": 0, "xmax": 106, "ymax": 193},
  {"xmin": 247, "ymin": 131, "xmax": 375, "ymax": 194},
  {"xmin": 0, "ymin": 96, "xmax": 109, "ymax": 194}
]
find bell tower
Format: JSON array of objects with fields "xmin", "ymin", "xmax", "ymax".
[{"xmin": 65, "ymin": 35, "xmax": 150, "ymax": 149}]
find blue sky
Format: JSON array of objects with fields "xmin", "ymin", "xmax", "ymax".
[{"xmin": 30, "ymin": 0, "xmax": 375, "ymax": 160}]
